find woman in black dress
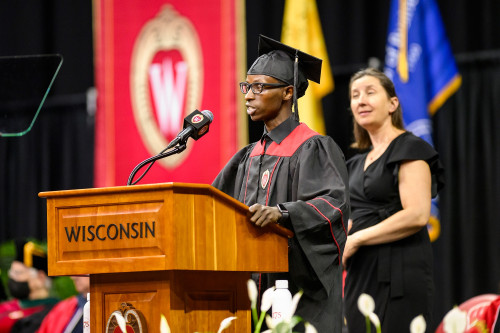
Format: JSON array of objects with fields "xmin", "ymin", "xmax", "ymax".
[{"xmin": 343, "ymin": 68, "xmax": 444, "ymax": 332}]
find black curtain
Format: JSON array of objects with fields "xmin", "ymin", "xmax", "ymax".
[
  {"xmin": 0, "ymin": 0, "xmax": 94, "ymax": 240},
  {"xmin": 0, "ymin": 96, "xmax": 94, "ymax": 241},
  {"xmin": 0, "ymin": 1, "xmax": 94, "ymax": 95},
  {"xmin": 432, "ymin": 54, "xmax": 500, "ymax": 323}
]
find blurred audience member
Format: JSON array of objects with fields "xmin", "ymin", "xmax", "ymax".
[
  {"xmin": 0, "ymin": 240, "xmax": 58, "ymax": 332},
  {"xmin": 37, "ymin": 275, "xmax": 90, "ymax": 333}
]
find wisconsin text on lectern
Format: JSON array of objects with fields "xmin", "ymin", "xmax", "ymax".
[{"xmin": 64, "ymin": 221, "xmax": 156, "ymax": 242}]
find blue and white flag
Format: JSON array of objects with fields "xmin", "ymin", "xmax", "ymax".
[
  {"xmin": 384, "ymin": 0, "xmax": 461, "ymax": 240},
  {"xmin": 384, "ymin": 0, "xmax": 461, "ymax": 144}
]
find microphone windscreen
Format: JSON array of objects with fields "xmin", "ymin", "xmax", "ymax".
[{"xmin": 201, "ymin": 110, "xmax": 214, "ymax": 122}]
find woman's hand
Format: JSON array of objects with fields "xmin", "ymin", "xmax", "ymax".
[{"xmin": 343, "ymin": 231, "xmax": 363, "ymax": 268}]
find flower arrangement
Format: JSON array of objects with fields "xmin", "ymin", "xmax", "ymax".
[
  {"xmin": 113, "ymin": 279, "xmax": 317, "ymax": 333},
  {"xmin": 356, "ymin": 292, "xmax": 496, "ymax": 333},
  {"xmin": 247, "ymin": 279, "xmax": 317, "ymax": 333},
  {"xmin": 357, "ymin": 293, "xmax": 427, "ymax": 333},
  {"xmin": 112, "ymin": 311, "xmax": 236, "ymax": 333},
  {"xmin": 112, "ymin": 289, "xmax": 475, "ymax": 333}
]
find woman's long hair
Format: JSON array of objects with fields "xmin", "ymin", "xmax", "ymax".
[{"xmin": 349, "ymin": 68, "xmax": 405, "ymax": 149}]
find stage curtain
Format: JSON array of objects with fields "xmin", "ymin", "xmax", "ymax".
[
  {"xmin": 432, "ymin": 55, "xmax": 500, "ymax": 327},
  {"xmin": 0, "ymin": 96, "xmax": 94, "ymax": 242}
]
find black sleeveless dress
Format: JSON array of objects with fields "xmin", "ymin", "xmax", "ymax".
[{"xmin": 344, "ymin": 132, "xmax": 444, "ymax": 333}]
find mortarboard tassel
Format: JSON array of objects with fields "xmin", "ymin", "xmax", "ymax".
[{"xmin": 293, "ymin": 52, "xmax": 300, "ymax": 121}]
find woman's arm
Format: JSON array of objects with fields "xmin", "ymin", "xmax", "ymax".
[{"xmin": 343, "ymin": 159, "xmax": 431, "ymax": 266}]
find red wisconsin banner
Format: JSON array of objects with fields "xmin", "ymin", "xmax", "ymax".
[{"xmin": 94, "ymin": 0, "xmax": 246, "ymax": 187}]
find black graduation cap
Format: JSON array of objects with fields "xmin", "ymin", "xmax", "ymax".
[
  {"xmin": 14, "ymin": 239, "xmax": 48, "ymax": 274},
  {"xmin": 247, "ymin": 35, "xmax": 323, "ymax": 120}
]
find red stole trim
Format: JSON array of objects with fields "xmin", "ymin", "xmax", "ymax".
[
  {"xmin": 265, "ymin": 157, "xmax": 281, "ymax": 205},
  {"xmin": 250, "ymin": 123, "xmax": 318, "ymax": 157}
]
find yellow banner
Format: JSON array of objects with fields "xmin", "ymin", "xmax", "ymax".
[{"xmin": 281, "ymin": 0, "xmax": 333, "ymax": 135}]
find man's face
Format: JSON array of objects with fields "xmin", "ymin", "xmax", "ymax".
[
  {"xmin": 7, "ymin": 261, "xmax": 38, "ymax": 299},
  {"xmin": 8, "ymin": 261, "xmax": 32, "ymax": 283},
  {"xmin": 243, "ymin": 74, "xmax": 289, "ymax": 124},
  {"xmin": 71, "ymin": 276, "xmax": 90, "ymax": 295},
  {"xmin": 9, "ymin": 261, "xmax": 47, "ymax": 290}
]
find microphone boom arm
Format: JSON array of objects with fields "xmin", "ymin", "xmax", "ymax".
[{"xmin": 127, "ymin": 142, "xmax": 187, "ymax": 186}]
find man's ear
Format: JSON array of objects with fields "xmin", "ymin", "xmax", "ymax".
[{"xmin": 283, "ymin": 86, "xmax": 294, "ymax": 101}]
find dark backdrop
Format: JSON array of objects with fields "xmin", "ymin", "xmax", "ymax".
[
  {"xmin": 0, "ymin": 0, "xmax": 95, "ymax": 242},
  {"xmin": 1, "ymin": 0, "xmax": 499, "ymax": 329}
]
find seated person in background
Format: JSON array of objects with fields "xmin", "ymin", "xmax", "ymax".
[
  {"xmin": 37, "ymin": 275, "xmax": 90, "ymax": 333},
  {"xmin": 0, "ymin": 239, "xmax": 59, "ymax": 332}
]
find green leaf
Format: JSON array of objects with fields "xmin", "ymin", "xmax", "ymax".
[
  {"xmin": 274, "ymin": 321, "xmax": 292, "ymax": 333},
  {"xmin": 289, "ymin": 315, "xmax": 303, "ymax": 328}
]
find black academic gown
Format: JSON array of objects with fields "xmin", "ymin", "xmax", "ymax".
[{"xmin": 213, "ymin": 117, "xmax": 350, "ymax": 332}]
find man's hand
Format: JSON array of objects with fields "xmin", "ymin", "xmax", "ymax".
[{"xmin": 248, "ymin": 203, "xmax": 281, "ymax": 227}]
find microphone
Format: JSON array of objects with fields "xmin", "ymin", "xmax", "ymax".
[
  {"xmin": 127, "ymin": 109, "xmax": 213, "ymax": 185},
  {"xmin": 166, "ymin": 109, "xmax": 214, "ymax": 149}
]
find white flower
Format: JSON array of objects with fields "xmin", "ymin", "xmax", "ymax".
[
  {"xmin": 160, "ymin": 314, "xmax": 171, "ymax": 333},
  {"xmin": 443, "ymin": 306, "xmax": 467, "ymax": 333},
  {"xmin": 368, "ymin": 312, "xmax": 381, "ymax": 330},
  {"xmin": 304, "ymin": 321, "xmax": 318, "ymax": 333},
  {"xmin": 113, "ymin": 312, "xmax": 127, "ymax": 333},
  {"xmin": 357, "ymin": 293, "xmax": 376, "ymax": 316},
  {"xmin": 260, "ymin": 287, "xmax": 275, "ymax": 312},
  {"xmin": 265, "ymin": 314, "xmax": 275, "ymax": 329},
  {"xmin": 217, "ymin": 316, "xmax": 236, "ymax": 333},
  {"xmin": 410, "ymin": 315, "xmax": 427, "ymax": 333},
  {"xmin": 247, "ymin": 279, "xmax": 258, "ymax": 308},
  {"xmin": 288, "ymin": 290, "xmax": 303, "ymax": 321}
]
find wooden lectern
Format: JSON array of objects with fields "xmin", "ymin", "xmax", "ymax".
[{"xmin": 39, "ymin": 183, "xmax": 291, "ymax": 332}]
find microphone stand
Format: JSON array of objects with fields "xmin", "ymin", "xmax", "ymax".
[{"xmin": 127, "ymin": 142, "xmax": 187, "ymax": 186}]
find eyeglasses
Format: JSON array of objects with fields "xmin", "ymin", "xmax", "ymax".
[{"xmin": 239, "ymin": 82, "xmax": 288, "ymax": 94}]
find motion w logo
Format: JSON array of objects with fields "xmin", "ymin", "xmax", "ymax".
[
  {"xmin": 149, "ymin": 53, "xmax": 188, "ymax": 141},
  {"xmin": 129, "ymin": 6, "xmax": 204, "ymax": 170}
]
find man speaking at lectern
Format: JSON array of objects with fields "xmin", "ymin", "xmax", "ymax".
[{"xmin": 212, "ymin": 35, "xmax": 349, "ymax": 332}]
